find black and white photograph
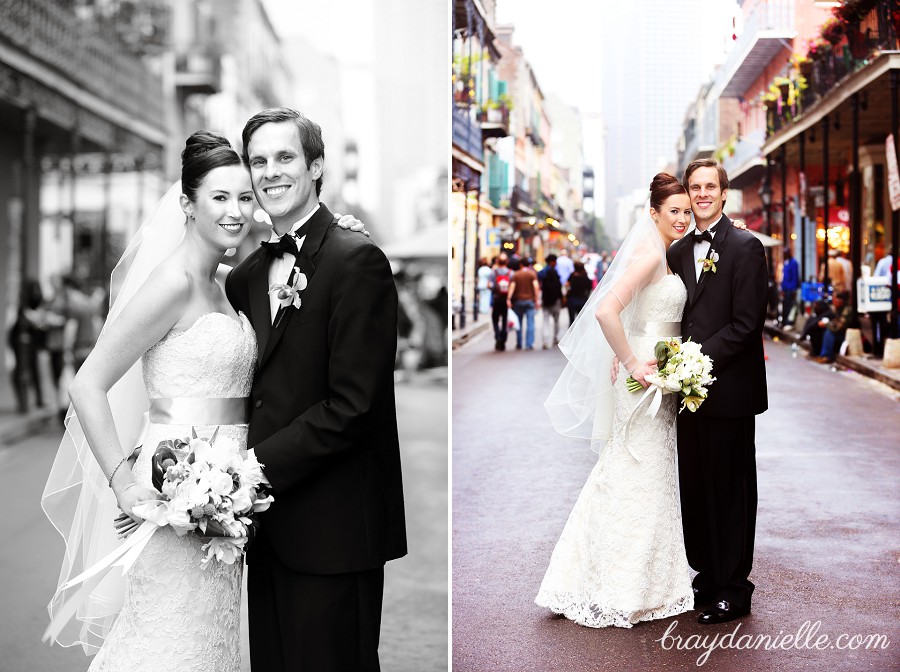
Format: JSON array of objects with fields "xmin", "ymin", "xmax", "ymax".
[
  {"xmin": 452, "ymin": 0, "xmax": 899, "ymax": 670},
  {"xmin": 0, "ymin": 1, "xmax": 447, "ymax": 671}
]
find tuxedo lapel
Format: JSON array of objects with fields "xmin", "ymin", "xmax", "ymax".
[
  {"xmin": 247, "ymin": 251, "xmax": 272, "ymax": 365},
  {"xmin": 682, "ymin": 241, "xmax": 698, "ymax": 304},
  {"xmin": 259, "ymin": 204, "xmax": 337, "ymax": 369},
  {"xmin": 692, "ymin": 215, "xmax": 732, "ymax": 306}
]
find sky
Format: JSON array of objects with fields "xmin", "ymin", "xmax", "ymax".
[
  {"xmin": 260, "ymin": 0, "xmax": 374, "ymax": 62},
  {"xmin": 494, "ymin": 0, "xmax": 738, "ymax": 116}
]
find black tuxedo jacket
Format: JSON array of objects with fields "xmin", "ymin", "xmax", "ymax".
[
  {"xmin": 666, "ymin": 215, "xmax": 768, "ymax": 418},
  {"xmin": 226, "ymin": 203, "xmax": 407, "ymax": 575}
]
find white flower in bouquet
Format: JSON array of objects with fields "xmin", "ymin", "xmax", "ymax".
[
  {"xmin": 627, "ymin": 338, "xmax": 716, "ymax": 413},
  {"xmin": 132, "ymin": 431, "xmax": 273, "ymax": 567},
  {"xmin": 231, "ymin": 485, "xmax": 254, "ymax": 514},
  {"xmin": 251, "ymin": 490, "xmax": 274, "ymax": 513},
  {"xmin": 201, "ymin": 536, "xmax": 247, "ymax": 567}
]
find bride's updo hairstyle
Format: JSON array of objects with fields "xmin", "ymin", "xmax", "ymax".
[
  {"xmin": 649, "ymin": 172, "xmax": 688, "ymax": 212},
  {"xmin": 181, "ymin": 130, "xmax": 243, "ymax": 202}
]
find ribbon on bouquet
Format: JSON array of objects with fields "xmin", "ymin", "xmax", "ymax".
[
  {"xmin": 42, "ymin": 501, "xmax": 168, "ymax": 645},
  {"xmin": 621, "ymin": 377, "xmax": 671, "ymax": 463}
]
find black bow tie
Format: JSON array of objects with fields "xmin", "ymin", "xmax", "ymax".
[
  {"xmin": 260, "ymin": 232, "xmax": 300, "ymax": 258},
  {"xmin": 694, "ymin": 228, "xmax": 715, "ymax": 243}
]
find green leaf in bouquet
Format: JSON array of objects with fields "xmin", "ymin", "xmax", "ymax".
[
  {"xmin": 151, "ymin": 440, "xmax": 186, "ymax": 492},
  {"xmin": 654, "ymin": 340, "xmax": 670, "ymax": 365}
]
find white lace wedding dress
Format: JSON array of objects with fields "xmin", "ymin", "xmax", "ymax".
[
  {"xmin": 535, "ymin": 274, "xmax": 694, "ymax": 628},
  {"xmin": 89, "ymin": 312, "xmax": 256, "ymax": 671}
]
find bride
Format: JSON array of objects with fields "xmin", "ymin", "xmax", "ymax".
[
  {"xmin": 537, "ymin": 172, "xmax": 694, "ymax": 628},
  {"xmin": 41, "ymin": 131, "xmax": 360, "ymax": 669}
]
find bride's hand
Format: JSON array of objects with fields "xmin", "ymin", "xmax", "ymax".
[
  {"xmin": 733, "ymin": 219, "xmax": 747, "ymax": 230},
  {"xmin": 115, "ymin": 482, "xmax": 159, "ymax": 525},
  {"xmin": 333, "ymin": 213, "xmax": 370, "ymax": 237},
  {"xmin": 629, "ymin": 360, "xmax": 658, "ymax": 388}
]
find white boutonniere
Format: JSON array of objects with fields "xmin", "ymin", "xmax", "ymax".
[
  {"xmin": 269, "ymin": 270, "xmax": 308, "ymax": 310},
  {"xmin": 697, "ymin": 251, "xmax": 719, "ymax": 274}
]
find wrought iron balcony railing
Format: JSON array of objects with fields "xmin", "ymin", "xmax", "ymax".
[
  {"xmin": 766, "ymin": 3, "xmax": 899, "ymax": 137},
  {"xmin": 0, "ymin": 0, "xmax": 164, "ymax": 130},
  {"xmin": 452, "ymin": 104, "xmax": 484, "ymax": 163}
]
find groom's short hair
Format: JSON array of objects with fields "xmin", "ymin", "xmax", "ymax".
[
  {"xmin": 242, "ymin": 107, "xmax": 325, "ymax": 196},
  {"xmin": 682, "ymin": 159, "xmax": 730, "ymax": 193}
]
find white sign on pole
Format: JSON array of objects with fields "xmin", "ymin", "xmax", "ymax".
[{"xmin": 886, "ymin": 134, "xmax": 900, "ymax": 211}]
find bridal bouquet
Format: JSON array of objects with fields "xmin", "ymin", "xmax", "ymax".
[
  {"xmin": 133, "ymin": 429, "xmax": 273, "ymax": 567},
  {"xmin": 626, "ymin": 339, "xmax": 715, "ymax": 413}
]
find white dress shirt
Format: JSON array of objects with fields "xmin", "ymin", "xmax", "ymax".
[
  {"xmin": 268, "ymin": 204, "xmax": 319, "ymax": 322},
  {"xmin": 693, "ymin": 214, "xmax": 724, "ymax": 281}
]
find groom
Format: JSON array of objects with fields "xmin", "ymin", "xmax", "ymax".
[
  {"xmin": 225, "ymin": 107, "xmax": 407, "ymax": 670},
  {"xmin": 666, "ymin": 159, "xmax": 768, "ymax": 625}
]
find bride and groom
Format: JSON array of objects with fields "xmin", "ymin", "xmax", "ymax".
[
  {"xmin": 43, "ymin": 107, "xmax": 406, "ymax": 671},
  {"xmin": 539, "ymin": 161, "xmax": 768, "ymax": 628}
]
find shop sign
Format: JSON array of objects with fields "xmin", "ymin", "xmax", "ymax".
[{"xmin": 857, "ymin": 276, "xmax": 892, "ymax": 313}]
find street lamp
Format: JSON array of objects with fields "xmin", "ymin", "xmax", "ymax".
[
  {"xmin": 759, "ymin": 168, "xmax": 775, "ymax": 289},
  {"xmin": 758, "ymin": 176, "xmax": 773, "ymax": 225}
]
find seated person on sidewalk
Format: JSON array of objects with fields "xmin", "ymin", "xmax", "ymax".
[
  {"xmin": 815, "ymin": 292, "xmax": 852, "ymax": 364},
  {"xmin": 800, "ymin": 299, "xmax": 833, "ymax": 356}
]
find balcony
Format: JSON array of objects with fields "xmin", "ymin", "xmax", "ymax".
[
  {"xmin": 452, "ymin": 104, "xmax": 484, "ymax": 164},
  {"xmin": 721, "ymin": 129, "xmax": 766, "ymax": 188},
  {"xmin": 764, "ymin": 2, "xmax": 900, "ymax": 139},
  {"xmin": 715, "ymin": 0, "xmax": 796, "ymax": 98},
  {"xmin": 175, "ymin": 47, "xmax": 222, "ymax": 95},
  {"xmin": 682, "ymin": 120, "xmax": 715, "ymax": 171},
  {"xmin": 804, "ymin": 5, "xmax": 898, "ymax": 106},
  {"xmin": 526, "ymin": 126, "xmax": 543, "ymax": 148},
  {"xmin": 511, "ymin": 185, "xmax": 533, "ymax": 214},
  {"xmin": 0, "ymin": 0, "xmax": 164, "ymax": 130},
  {"xmin": 477, "ymin": 103, "xmax": 510, "ymax": 139}
]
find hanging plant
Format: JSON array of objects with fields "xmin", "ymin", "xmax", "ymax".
[{"xmin": 820, "ymin": 16, "xmax": 846, "ymax": 45}]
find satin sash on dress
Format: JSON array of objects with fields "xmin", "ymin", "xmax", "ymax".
[
  {"xmin": 148, "ymin": 397, "xmax": 250, "ymax": 425},
  {"xmin": 630, "ymin": 320, "xmax": 681, "ymax": 338}
]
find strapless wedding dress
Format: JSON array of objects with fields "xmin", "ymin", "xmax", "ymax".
[
  {"xmin": 89, "ymin": 312, "xmax": 256, "ymax": 671},
  {"xmin": 536, "ymin": 274, "xmax": 694, "ymax": 628}
]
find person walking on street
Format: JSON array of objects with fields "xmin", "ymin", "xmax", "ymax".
[
  {"xmin": 8, "ymin": 279, "xmax": 45, "ymax": 413},
  {"xmin": 781, "ymin": 248, "xmax": 799, "ymax": 328},
  {"xmin": 489, "ymin": 254, "xmax": 512, "ymax": 351},
  {"xmin": 556, "ymin": 251, "xmax": 574, "ymax": 287},
  {"xmin": 819, "ymin": 249, "xmax": 848, "ymax": 296},
  {"xmin": 477, "ymin": 257, "xmax": 493, "ymax": 316},
  {"xmin": 564, "ymin": 261, "xmax": 592, "ymax": 325},
  {"xmin": 538, "ymin": 255, "xmax": 563, "ymax": 349},
  {"xmin": 507, "ymin": 257, "xmax": 540, "ymax": 350}
]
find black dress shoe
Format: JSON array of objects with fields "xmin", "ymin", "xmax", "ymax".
[
  {"xmin": 692, "ymin": 587, "xmax": 715, "ymax": 606},
  {"xmin": 697, "ymin": 600, "xmax": 750, "ymax": 625}
]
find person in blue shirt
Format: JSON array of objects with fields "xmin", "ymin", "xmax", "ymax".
[{"xmin": 781, "ymin": 248, "xmax": 800, "ymax": 328}]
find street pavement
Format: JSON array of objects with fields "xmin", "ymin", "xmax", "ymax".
[
  {"xmin": 0, "ymin": 376, "xmax": 448, "ymax": 672},
  {"xmin": 452, "ymin": 324, "xmax": 900, "ymax": 672}
]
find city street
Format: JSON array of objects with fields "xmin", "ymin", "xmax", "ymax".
[
  {"xmin": 452, "ymin": 323, "xmax": 900, "ymax": 671},
  {"xmin": 0, "ymin": 377, "xmax": 448, "ymax": 672}
]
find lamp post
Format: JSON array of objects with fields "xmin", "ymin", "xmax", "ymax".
[{"xmin": 759, "ymin": 169, "xmax": 774, "ymax": 282}]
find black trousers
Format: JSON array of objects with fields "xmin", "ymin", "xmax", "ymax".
[
  {"xmin": 491, "ymin": 301, "xmax": 508, "ymax": 344},
  {"xmin": 248, "ymin": 541, "xmax": 385, "ymax": 672},
  {"xmin": 677, "ymin": 413, "xmax": 757, "ymax": 609}
]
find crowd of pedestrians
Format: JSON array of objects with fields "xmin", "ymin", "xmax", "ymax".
[
  {"xmin": 481, "ymin": 251, "xmax": 608, "ymax": 353},
  {"xmin": 6, "ymin": 274, "xmax": 106, "ymax": 419}
]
